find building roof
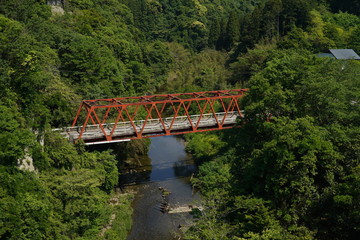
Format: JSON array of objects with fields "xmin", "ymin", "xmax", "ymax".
[{"xmin": 329, "ymin": 49, "xmax": 360, "ymax": 60}]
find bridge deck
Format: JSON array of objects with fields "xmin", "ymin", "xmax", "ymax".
[{"xmin": 55, "ymin": 112, "xmax": 241, "ymax": 144}]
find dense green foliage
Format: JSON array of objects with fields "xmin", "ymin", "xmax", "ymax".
[
  {"xmin": 0, "ymin": 130, "xmax": 133, "ymax": 239},
  {"xmin": 0, "ymin": 0, "xmax": 359, "ymax": 239},
  {"xmin": 186, "ymin": 44, "xmax": 360, "ymax": 239}
]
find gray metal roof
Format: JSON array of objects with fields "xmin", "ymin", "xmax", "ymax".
[{"xmin": 329, "ymin": 49, "xmax": 360, "ymax": 60}]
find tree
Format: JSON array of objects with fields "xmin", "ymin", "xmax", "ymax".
[
  {"xmin": 0, "ymin": 101, "xmax": 34, "ymax": 166},
  {"xmin": 208, "ymin": 17, "xmax": 221, "ymax": 48},
  {"xmin": 329, "ymin": 0, "xmax": 360, "ymax": 16},
  {"xmin": 224, "ymin": 11, "xmax": 240, "ymax": 50},
  {"xmin": 239, "ymin": 117, "xmax": 340, "ymax": 222},
  {"xmin": 186, "ymin": 133, "xmax": 226, "ymax": 161},
  {"xmin": 58, "ymin": 33, "xmax": 125, "ymax": 98},
  {"xmin": 349, "ymin": 26, "xmax": 360, "ymax": 53},
  {"xmin": 41, "ymin": 169, "xmax": 111, "ymax": 239},
  {"xmin": 312, "ymin": 166, "xmax": 360, "ymax": 239},
  {"xmin": 241, "ymin": 5, "xmax": 262, "ymax": 49},
  {"xmin": 187, "ymin": 48, "xmax": 360, "ymax": 239},
  {"xmin": 280, "ymin": 0, "xmax": 312, "ymax": 34},
  {"xmin": 229, "ymin": 44, "xmax": 275, "ymax": 85},
  {"xmin": 261, "ymin": 0, "xmax": 282, "ymax": 40},
  {"xmin": 0, "ymin": 167, "xmax": 51, "ymax": 239},
  {"xmin": 0, "ymin": 0, "xmax": 51, "ymax": 23}
]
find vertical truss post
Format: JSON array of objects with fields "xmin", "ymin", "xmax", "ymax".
[
  {"xmin": 102, "ymin": 107, "xmax": 111, "ymax": 124},
  {"xmin": 139, "ymin": 104, "xmax": 154, "ymax": 136},
  {"xmin": 72, "ymin": 101, "xmax": 84, "ymax": 127},
  {"xmin": 110, "ymin": 107, "xmax": 123, "ymax": 138},
  {"xmin": 78, "ymin": 106, "xmax": 92, "ymax": 139}
]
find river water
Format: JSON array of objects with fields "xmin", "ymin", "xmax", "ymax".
[{"xmin": 124, "ymin": 136, "xmax": 200, "ymax": 240}]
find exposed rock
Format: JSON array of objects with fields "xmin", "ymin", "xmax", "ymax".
[
  {"xmin": 51, "ymin": 6, "xmax": 65, "ymax": 15},
  {"xmin": 47, "ymin": 0, "xmax": 65, "ymax": 15},
  {"xmin": 47, "ymin": 0, "xmax": 64, "ymax": 7},
  {"xmin": 168, "ymin": 205, "xmax": 203, "ymax": 214},
  {"xmin": 17, "ymin": 148, "xmax": 36, "ymax": 172}
]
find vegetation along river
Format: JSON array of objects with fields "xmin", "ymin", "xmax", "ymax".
[{"xmin": 124, "ymin": 136, "xmax": 201, "ymax": 240}]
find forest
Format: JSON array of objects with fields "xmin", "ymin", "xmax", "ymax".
[{"xmin": 0, "ymin": 0, "xmax": 359, "ymax": 239}]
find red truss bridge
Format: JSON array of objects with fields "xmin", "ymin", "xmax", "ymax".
[{"xmin": 55, "ymin": 89, "xmax": 248, "ymax": 145}]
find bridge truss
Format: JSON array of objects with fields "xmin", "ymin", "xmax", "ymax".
[{"xmin": 60, "ymin": 89, "xmax": 247, "ymax": 144}]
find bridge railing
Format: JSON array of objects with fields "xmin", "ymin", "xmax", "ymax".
[{"xmin": 54, "ymin": 111, "xmax": 242, "ymax": 134}]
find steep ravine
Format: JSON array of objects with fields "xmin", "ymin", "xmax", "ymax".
[{"xmin": 123, "ymin": 136, "xmax": 201, "ymax": 240}]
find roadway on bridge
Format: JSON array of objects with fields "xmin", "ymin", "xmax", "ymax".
[{"xmin": 56, "ymin": 112, "xmax": 240, "ymax": 144}]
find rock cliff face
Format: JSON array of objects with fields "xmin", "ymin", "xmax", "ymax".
[
  {"xmin": 18, "ymin": 148, "xmax": 36, "ymax": 172},
  {"xmin": 47, "ymin": 0, "xmax": 64, "ymax": 7},
  {"xmin": 47, "ymin": 0, "xmax": 65, "ymax": 15},
  {"xmin": 51, "ymin": 5, "xmax": 65, "ymax": 15}
]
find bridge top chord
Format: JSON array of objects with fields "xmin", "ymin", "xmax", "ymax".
[{"xmin": 80, "ymin": 89, "xmax": 248, "ymax": 107}]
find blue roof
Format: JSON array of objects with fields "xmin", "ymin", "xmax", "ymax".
[{"xmin": 329, "ymin": 49, "xmax": 360, "ymax": 60}]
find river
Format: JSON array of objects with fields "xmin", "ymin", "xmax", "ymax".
[{"xmin": 124, "ymin": 136, "xmax": 201, "ymax": 240}]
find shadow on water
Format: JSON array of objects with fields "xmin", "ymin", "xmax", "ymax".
[
  {"xmin": 124, "ymin": 136, "xmax": 201, "ymax": 240},
  {"xmin": 120, "ymin": 165, "xmax": 197, "ymax": 185}
]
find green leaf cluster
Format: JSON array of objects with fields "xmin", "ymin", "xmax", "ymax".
[{"xmin": 186, "ymin": 49, "xmax": 360, "ymax": 239}]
